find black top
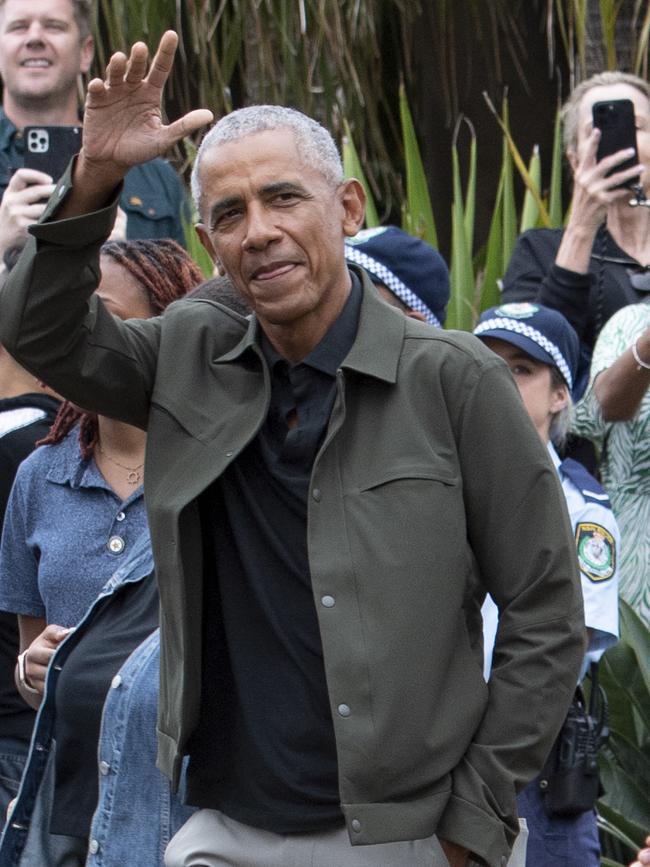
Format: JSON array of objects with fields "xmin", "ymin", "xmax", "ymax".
[
  {"xmin": 50, "ymin": 574, "xmax": 159, "ymax": 838},
  {"xmin": 502, "ymin": 225, "xmax": 650, "ymax": 352},
  {"xmin": 187, "ymin": 276, "xmax": 362, "ymax": 833},
  {"xmin": 0, "ymin": 393, "xmax": 60, "ymax": 743}
]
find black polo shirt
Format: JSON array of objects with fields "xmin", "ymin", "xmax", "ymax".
[{"xmin": 188, "ymin": 274, "xmax": 362, "ymax": 833}]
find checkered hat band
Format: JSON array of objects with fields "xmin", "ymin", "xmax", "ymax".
[
  {"xmin": 474, "ymin": 317, "xmax": 573, "ymax": 389},
  {"xmin": 344, "ymin": 247, "xmax": 441, "ymax": 327}
]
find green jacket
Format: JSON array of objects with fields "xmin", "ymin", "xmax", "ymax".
[{"xmin": 0, "ymin": 179, "xmax": 584, "ymax": 867}]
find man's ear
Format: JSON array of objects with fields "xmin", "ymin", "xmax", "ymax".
[
  {"xmin": 339, "ymin": 179, "xmax": 366, "ymax": 238},
  {"xmin": 79, "ymin": 36, "xmax": 94, "ymax": 75},
  {"xmin": 195, "ymin": 225, "xmax": 225, "ymax": 275}
]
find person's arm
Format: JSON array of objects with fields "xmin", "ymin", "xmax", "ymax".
[
  {"xmin": 436, "ymin": 351, "xmax": 585, "ymax": 865},
  {"xmin": 0, "ymin": 33, "xmax": 212, "ymax": 427},
  {"xmin": 593, "ymin": 322, "xmax": 650, "ymax": 421}
]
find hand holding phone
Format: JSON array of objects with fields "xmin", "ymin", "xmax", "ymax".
[
  {"xmin": 0, "ymin": 168, "xmax": 56, "ymax": 262},
  {"xmin": 592, "ymin": 99, "xmax": 640, "ymax": 189}
]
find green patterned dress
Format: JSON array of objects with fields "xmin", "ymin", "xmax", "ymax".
[{"xmin": 573, "ymin": 302, "xmax": 650, "ymax": 626}]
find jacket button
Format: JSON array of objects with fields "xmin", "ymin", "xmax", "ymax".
[
  {"xmin": 337, "ymin": 703, "xmax": 351, "ymax": 717},
  {"xmin": 312, "ymin": 488, "xmax": 321, "ymax": 502},
  {"xmin": 111, "ymin": 675, "xmax": 122, "ymax": 689},
  {"xmin": 115, "ymin": 511, "xmax": 126, "ymax": 522},
  {"xmin": 321, "ymin": 595, "xmax": 335, "ymax": 608},
  {"xmin": 351, "ymin": 819, "xmax": 361, "ymax": 833},
  {"xmin": 88, "ymin": 839, "xmax": 99, "ymax": 854},
  {"xmin": 107, "ymin": 536, "xmax": 125, "ymax": 554},
  {"xmin": 99, "ymin": 761, "xmax": 110, "ymax": 776}
]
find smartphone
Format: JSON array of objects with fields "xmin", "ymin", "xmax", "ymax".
[
  {"xmin": 592, "ymin": 99, "xmax": 639, "ymax": 189},
  {"xmin": 23, "ymin": 125, "xmax": 82, "ymax": 182}
]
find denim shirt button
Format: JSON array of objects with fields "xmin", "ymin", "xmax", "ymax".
[
  {"xmin": 111, "ymin": 675, "xmax": 122, "ymax": 689},
  {"xmin": 88, "ymin": 839, "xmax": 99, "ymax": 855},
  {"xmin": 116, "ymin": 511, "xmax": 126, "ymax": 522},
  {"xmin": 108, "ymin": 536, "xmax": 125, "ymax": 554},
  {"xmin": 99, "ymin": 760, "xmax": 110, "ymax": 775}
]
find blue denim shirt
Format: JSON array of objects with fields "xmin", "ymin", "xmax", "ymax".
[
  {"xmin": 0, "ymin": 531, "xmax": 194, "ymax": 866},
  {"xmin": 87, "ymin": 631, "xmax": 195, "ymax": 866}
]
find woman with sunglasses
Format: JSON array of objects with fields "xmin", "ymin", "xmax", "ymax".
[
  {"xmin": 573, "ymin": 301, "xmax": 650, "ymax": 626},
  {"xmin": 502, "ymin": 71, "xmax": 650, "ymax": 399}
]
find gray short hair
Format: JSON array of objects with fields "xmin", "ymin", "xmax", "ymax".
[
  {"xmin": 561, "ymin": 71, "xmax": 650, "ymax": 155},
  {"xmin": 190, "ymin": 105, "xmax": 344, "ymax": 211}
]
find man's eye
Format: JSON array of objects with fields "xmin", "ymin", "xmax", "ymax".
[
  {"xmin": 274, "ymin": 192, "xmax": 299, "ymax": 204},
  {"xmin": 511, "ymin": 365, "xmax": 531, "ymax": 376}
]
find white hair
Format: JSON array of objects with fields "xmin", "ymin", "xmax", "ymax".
[{"xmin": 190, "ymin": 105, "xmax": 344, "ymax": 210}]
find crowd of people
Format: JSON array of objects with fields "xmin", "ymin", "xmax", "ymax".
[{"xmin": 0, "ymin": 2, "xmax": 646, "ymax": 867}]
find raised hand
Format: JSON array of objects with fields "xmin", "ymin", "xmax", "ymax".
[
  {"xmin": 568, "ymin": 127, "xmax": 643, "ymax": 235},
  {"xmin": 80, "ymin": 30, "xmax": 213, "ymax": 178}
]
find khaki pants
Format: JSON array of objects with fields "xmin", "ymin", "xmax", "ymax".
[{"xmin": 165, "ymin": 809, "xmax": 529, "ymax": 867}]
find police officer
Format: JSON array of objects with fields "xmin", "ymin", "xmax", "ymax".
[
  {"xmin": 344, "ymin": 225, "xmax": 449, "ymax": 326},
  {"xmin": 475, "ymin": 302, "xmax": 620, "ymax": 867}
]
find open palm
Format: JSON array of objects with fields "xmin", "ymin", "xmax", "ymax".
[{"xmin": 82, "ymin": 31, "xmax": 212, "ymax": 172}]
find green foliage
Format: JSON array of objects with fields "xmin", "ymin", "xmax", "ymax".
[
  {"xmin": 399, "ymin": 84, "xmax": 438, "ymax": 249},
  {"xmin": 597, "ymin": 601, "xmax": 650, "ymax": 864}
]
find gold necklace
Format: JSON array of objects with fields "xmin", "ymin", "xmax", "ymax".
[{"xmin": 97, "ymin": 444, "xmax": 144, "ymax": 486}]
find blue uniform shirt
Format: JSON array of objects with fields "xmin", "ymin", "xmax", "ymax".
[{"xmin": 483, "ymin": 443, "xmax": 619, "ymax": 679}]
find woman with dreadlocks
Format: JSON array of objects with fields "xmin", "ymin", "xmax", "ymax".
[{"xmin": 0, "ymin": 238, "xmax": 201, "ymax": 864}]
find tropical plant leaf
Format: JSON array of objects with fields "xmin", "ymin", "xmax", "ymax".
[
  {"xmin": 447, "ymin": 146, "xmax": 475, "ymax": 331},
  {"xmin": 519, "ymin": 144, "xmax": 542, "ymax": 232},
  {"xmin": 500, "ymin": 100, "xmax": 517, "ymax": 275},
  {"xmin": 478, "ymin": 169, "xmax": 504, "ymax": 312},
  {"xmin": 399, "ymin": 83, "xmax": 438, "ymax": 249},
  {"xmin": 597, "ymin": 789, "xmax": 647, "ymax": 850},
  {"xmin": 549, "ymin": 108, "xmax": 564, "ymax": 228},
  {"xmin": 484, "ymin": 92, "xmax": 552, "ymax": 229}
]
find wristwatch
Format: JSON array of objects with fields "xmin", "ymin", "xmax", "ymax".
[{"xmin": 17, "ymin": 650, "xmax": 40, "ymax": 695}]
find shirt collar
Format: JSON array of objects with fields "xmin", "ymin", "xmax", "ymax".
[
  {"xmin": 45, "ymin": 428, "xmax": 142, "ymax": 501},
  {"xmin": 547, "ymin": 441, "xmax": 561, "ymax": 472},
  {"xmin": 260, "ymin": 271, "xmax": 362, "ymax": 376},
  {"xmin": 0, "ymin": 107, "xmax": 18, "ymax": 153},
  {"xmin": 214, "ymin": 265, "xmax": 407, "ymax": 384}
]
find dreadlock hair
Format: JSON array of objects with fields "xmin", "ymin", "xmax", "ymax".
[{"xmin": 39, "ymin": 239, "xmax": 203, "ymax": 459}]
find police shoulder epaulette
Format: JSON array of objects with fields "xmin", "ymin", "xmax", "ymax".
[{"xmin": 560, "ymin": 458, "xmax": 611, "ymax": 507}]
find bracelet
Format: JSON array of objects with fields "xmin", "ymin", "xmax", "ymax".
[
  {"xmin": 17, "ymin": 650, "xmax": 40, "ymax": 695},
  {"xmin": 631, "ymin": 338, "xmax": 650, "ymax": 371}
]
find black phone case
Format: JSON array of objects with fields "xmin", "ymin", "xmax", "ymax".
[
  {"xmin": 23, "ymin": 125, "xmax": 82, "ymax": 182},
  {"xmin": 592, "ymin": 99, "xmax": 639, "ymax": 189}
]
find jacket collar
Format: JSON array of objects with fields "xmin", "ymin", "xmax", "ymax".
[
  {"xmin": 0, "ymin": 107, "xmax": 17, "ymax": 153},
  {"xmin": 212, "ymin": 265, "xmax": 405, "ymax": 383}
]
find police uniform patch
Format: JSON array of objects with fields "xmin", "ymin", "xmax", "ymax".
[
  {"xmin": 575, "ymin": 522, "xmax": 616, "ymax": 582},
  {"xmin": 495, "ymin": 302, "xmax": 539, "ymax": 319}
]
